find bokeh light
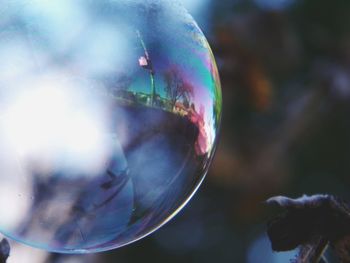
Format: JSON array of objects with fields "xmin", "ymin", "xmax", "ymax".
[{"xmin": 0, "ymin": 0, "xmax": 221, "ymax": 253}]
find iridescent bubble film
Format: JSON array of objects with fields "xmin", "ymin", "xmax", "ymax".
[{"xmin": 0, "ymin": 0, "xmax": 222, "ymax": 253}]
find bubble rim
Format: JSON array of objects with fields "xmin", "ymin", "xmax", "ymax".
[{"xmin": 0, "ymin": 3, "xmax": 223, "ymax": 254}]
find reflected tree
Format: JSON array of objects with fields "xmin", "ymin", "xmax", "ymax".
[{"xmin": 164, "ymin": 66, "xmax": 194, "ymax": 109}]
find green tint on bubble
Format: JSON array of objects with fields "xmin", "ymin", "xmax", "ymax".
[{"xmin": 0, "ymin": 0, "xmax": 222, "ymax": 253}]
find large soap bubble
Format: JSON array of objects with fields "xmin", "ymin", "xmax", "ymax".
[{"xmin": 0, "ymin": 0, "xmax": 222, "ymax": 253}]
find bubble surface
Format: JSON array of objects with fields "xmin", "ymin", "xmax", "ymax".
[{"xmin": 0, "ymin": 0, "xmax": 222, "ymax": 253}]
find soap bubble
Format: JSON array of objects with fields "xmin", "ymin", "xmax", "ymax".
[{"xmin": 0, "ymin": 0, "xmax": 222, "ymax": 253}]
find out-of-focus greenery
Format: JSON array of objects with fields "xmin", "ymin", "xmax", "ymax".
[{"xmin": 5, "ymin": 0, "xmax": 350, "ymax": 262}]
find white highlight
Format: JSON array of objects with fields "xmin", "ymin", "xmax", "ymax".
[{"xmin": 1, "ymin": 73, "xmax": 112, "ymax": 177}]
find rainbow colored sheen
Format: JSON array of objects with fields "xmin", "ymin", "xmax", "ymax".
[{"xmin": 0, "ymin": 0, "xmax": 222, "ymax": 253}]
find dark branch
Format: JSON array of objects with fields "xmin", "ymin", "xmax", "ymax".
[{"xmin": 0, "ymin": 239, "xmax": 10, "ymax": 263}]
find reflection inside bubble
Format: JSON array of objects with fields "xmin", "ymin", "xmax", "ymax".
[{"xmin": 0, "ymin": 0, "xmax": 222, "ymax": 253}]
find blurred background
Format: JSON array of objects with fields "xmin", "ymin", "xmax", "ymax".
[{"xmin": 3, "ymin": 0, "xmax": 350, "ymax": 262}]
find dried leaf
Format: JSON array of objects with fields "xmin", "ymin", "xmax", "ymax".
[{"xmin": 266, "ymin": 195, "xmax": 350, "ymax": 263}]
